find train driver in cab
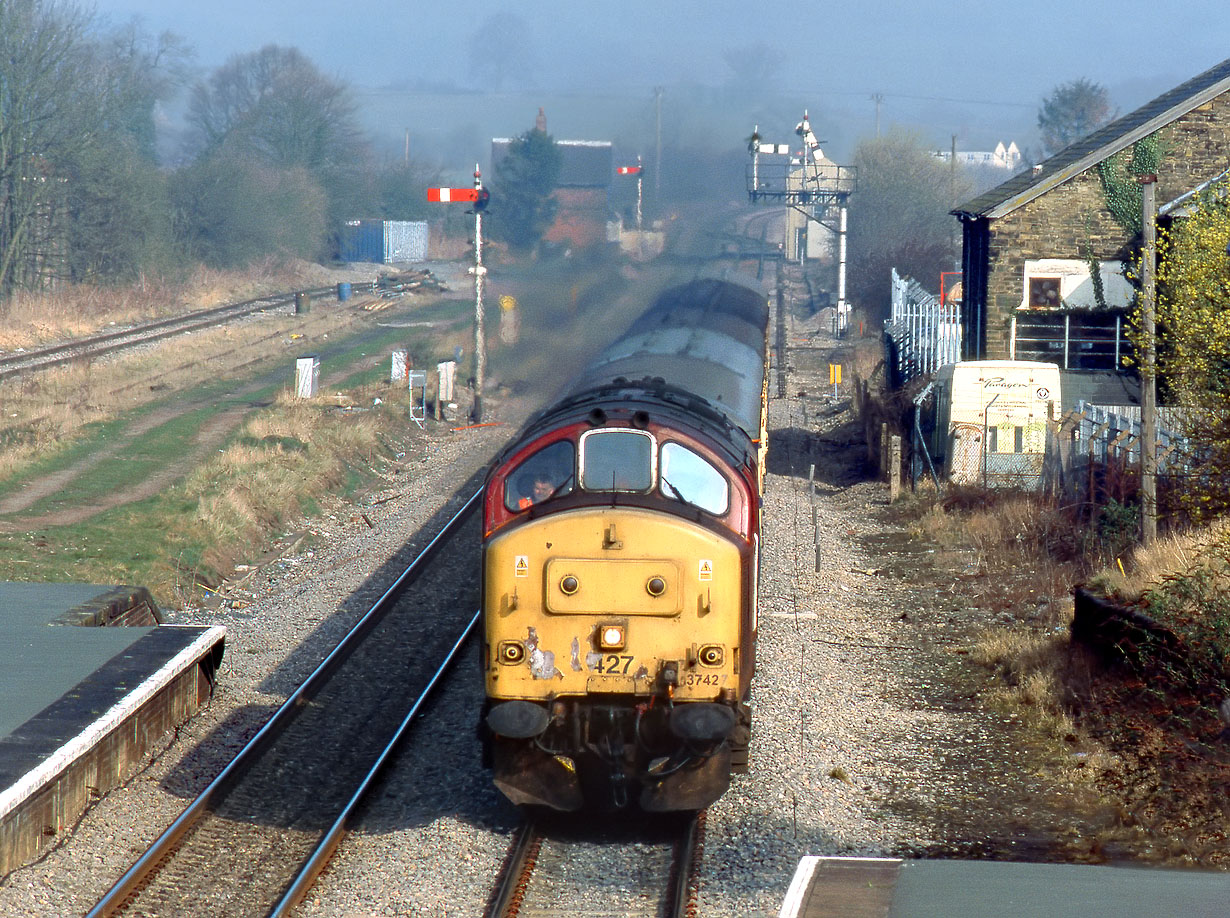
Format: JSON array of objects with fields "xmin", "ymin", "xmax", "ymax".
[{"xmin": 508, "ymin": 441, "xmax": 574, "ymax": 510}]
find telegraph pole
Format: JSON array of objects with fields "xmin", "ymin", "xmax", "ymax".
[{"xmin": 1140, "ymin": 173, "xmax": 1158, "ymax": 544}]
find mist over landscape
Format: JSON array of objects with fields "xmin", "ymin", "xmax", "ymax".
[{"xmin": 92, "ymin": 0, "xmax": 1228, "ymax": 173}]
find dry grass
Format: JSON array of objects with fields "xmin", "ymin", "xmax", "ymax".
[
  {"xmin": 0, "ymin": 258, "xmax": 336, "ymax": 350},
  {"xmin": 1088, "ymin": 518, "xmax": 1230, "ymax": 602},
  {"xmin": 972, "ymin": 629, "xmax": 1075, "ymax": 736},
  {"xmin": 0, "ymin": 296, "xmax": 381, "ymax": 484},
  {"xmin": 903, "ymin": 487, "xmax": 1119, "ymax": 784},
  {"xmin": 169, "ymin": 384, "xmax": 404, "ymax": 600}
]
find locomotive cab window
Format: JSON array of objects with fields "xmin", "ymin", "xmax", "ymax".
[
  {"xmin": 660, "ymin": 442, "xmax": 728, "ymax": 515},
  {"xmin": 504, "ymin": 440, "xmax": 575, "ymax": 511},
  {"xmin": 580, "ymin": 429, "xmax": 654, "ymax": 492}
]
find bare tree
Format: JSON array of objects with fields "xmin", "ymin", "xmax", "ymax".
[
  {"xmin": 0, "ymin": 0, "xmax": 100, "ymax": 295},
  {"xmin": 185, "ymin": 45, "xmax": 373, "ymax": 248},
  {"xmin": 467, "ymin": 12, "xmax": 538, "ymax": 91},
  {"xmin": 186, "ymin": 45, "xmax": 361, "ymax": 171},
  {"xmin": 722, "ymin": 42, "xmax": 785, "ymax": 90},
  {"xmin": 849, "ymin": 127, "xmax": 973, "ymax": 317}
]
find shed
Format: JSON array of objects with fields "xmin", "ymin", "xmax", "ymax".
[{"xmin": 339, "ymin": 220, "xmax": 429, "ymax": 264}]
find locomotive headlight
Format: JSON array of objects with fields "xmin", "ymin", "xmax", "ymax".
[
  {"xmin": 498, "ymin": 641, "xmax": 525, "ymax": 664},
  {"xmin": 699, "ymin": 644, "xmax": 724, "ymax": 667},
  {"xmin": 560, "ymin": 575, "xmax": 580, "ymax": 595},
  {"xmin": 598, "ymin": 624, "xmax": 626, "ymax": 650},
  {"xmin": 646, "ymin": 576, "xmax": 667, "ymax": 597}
]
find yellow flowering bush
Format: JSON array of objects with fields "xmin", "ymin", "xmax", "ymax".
[{"xmin": 1150, "ymin": 178, "xmax": 1230, "ymax": 519}]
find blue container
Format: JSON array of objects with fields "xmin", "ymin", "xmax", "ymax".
[{"xmin": 337, "ymin": 282, "xmax": 352, "ymax": 301}]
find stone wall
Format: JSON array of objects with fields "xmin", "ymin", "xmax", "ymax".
[{"xmin": 982, "ymin": 89, "xmax": 1230, "ymax": 359}]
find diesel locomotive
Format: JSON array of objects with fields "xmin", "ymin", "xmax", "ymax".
[{"xmin": 480, "ymin": 274, "xmax": 769, "ymax": 811}]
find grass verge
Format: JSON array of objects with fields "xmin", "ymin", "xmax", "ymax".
[
  {"xmin": 899, "ymin": 483, "xmax": 1230, "ymax": 866},
  {"xmin": 0, "ymin": 377, "xmax": 424, "ymax": 606}
]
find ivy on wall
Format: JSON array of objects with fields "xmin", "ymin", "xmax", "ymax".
[
  {"xmin": 1096, "ymin": 132, "xmax": 1165, "ymax": 235},
  {"xmin": 1082, "ymin": 214, "xmax": 1109, "ymax": 310}
]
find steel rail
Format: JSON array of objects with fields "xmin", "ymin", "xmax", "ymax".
[
  {"xmin": 487, "ymin": 821, "xmax": 541, "ymax": 918},
  {"xmin": 86, "ymin": 485, "xmax": 484, "ymax": 918},
  {"xmin": 271, "ymin": 607, "xmax": 482, "ymax": 916},
  {"xmin": 666, "ymin": 812, "xmax": 704, "ymax": 918},
  {"xmin": 0, "ymin": 286, "xmax": 339, "ymax": 379},
  {"xmin": 488, "ymin": 813, "xmax": 702, "ymax": 918}
]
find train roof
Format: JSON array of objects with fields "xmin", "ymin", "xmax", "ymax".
[{"xmin": 559, "ymin": 276, "xmax": 768, "ymax": 439}]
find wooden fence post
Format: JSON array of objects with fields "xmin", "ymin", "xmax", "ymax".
[
  {"xmin": 880, "ymin": 422, "xmax": 889, "ymax": 479},
  {"xmin": 890, "ymin": 435, "xmax": 902, "ymax": 502}
]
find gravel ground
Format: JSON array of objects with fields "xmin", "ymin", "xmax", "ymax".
[
  {"xmin": 0, "ymin": 270, "xmax": 1101, "ymax": 917},
  {"xmin": 0, "ymin": 401, "xmax": 518, "ymax": 917}
]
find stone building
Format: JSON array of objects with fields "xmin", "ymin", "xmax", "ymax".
[{"xmin": 952, "ymin": 57, "xmax": 1230, "ymax": 370}]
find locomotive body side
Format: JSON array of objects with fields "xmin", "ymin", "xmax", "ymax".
[{"xmin": 479, "ymin": 277, "xmax": 768, "ymax": 811}]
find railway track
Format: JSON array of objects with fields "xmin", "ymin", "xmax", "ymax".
[
  {"xmin": 489, "ymin": 812, "xmax": 705, "ymax": 918},
  {"xmin": 0, "ymin": 286, "xmax": 348, "ymax": 382},
  {"xmin": 86, "ymin": 485, "xmax": 482, "ymax": 918}
]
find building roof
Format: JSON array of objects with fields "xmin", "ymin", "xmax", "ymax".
[
  {"xmin": 491, "ymin": 138, "xmax": 614, "ymax": 188},
  {"xmin": 953, "ymin": 57, "xmax": 1230, "ymax": 220}
]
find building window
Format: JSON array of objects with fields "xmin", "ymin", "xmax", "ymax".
[{"xmin": 1028, "ymin": 277, "xmax": 1061, "ymax": 308}]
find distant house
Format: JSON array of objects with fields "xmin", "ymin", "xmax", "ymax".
[
  {"xmin": 491, "ymin": 109, "xmax": 614, "ymax": 250},
  {"xmin": 951, "ymin": 58, "xmax": 1230, "ymax": 372},
  {"xmin": 934, "ymin": 141, "xmax": 1021, "ymax": 171}
]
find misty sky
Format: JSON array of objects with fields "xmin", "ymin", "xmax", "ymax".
[{"xmin": 91, "ymin": 0, "xmax": 1229, "ymax": 162}]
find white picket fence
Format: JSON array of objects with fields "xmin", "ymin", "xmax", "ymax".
[{"xmin": 884, "ymin": 268, "xmax": 961, "ymax": 385}]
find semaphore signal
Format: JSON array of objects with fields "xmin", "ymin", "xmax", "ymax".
[
  {"xmin": 616, "ymin": 155, "xmax": 644, "ymax": 231},
  {"xmin": 427, "ymin": 187, "xmax": 489, "ymax": 206},
  {"xmin": 428, "ymin": 168, "xmax": 490, "ymax": 421}
]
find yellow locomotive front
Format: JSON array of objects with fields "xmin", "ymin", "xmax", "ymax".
[{"xmin": 481, "ymin": 419, "xmax": 758, "ymax": 811}]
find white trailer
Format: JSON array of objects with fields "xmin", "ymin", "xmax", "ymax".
[{"xmin": 927, "ymin": 360, "xmax": 1061, "ymax": 488}]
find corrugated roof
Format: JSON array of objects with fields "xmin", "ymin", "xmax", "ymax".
[{"xmin": 953, "ymin": 57, "xmax": 1230, "ymax": 220}]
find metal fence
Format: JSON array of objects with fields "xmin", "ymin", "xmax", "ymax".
[
  {"xmin": 1059, "ymin": 401, "xmax": 1188, "ymax": 475},
  {"xmin": 884, "ymin": 268, "xmax": 961, "ymax": 387},
  {"xmin": 913, "ymin": 397, "xmax": 1190, "ymax": 496}
]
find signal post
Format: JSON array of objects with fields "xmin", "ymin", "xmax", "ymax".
[{"xmin": 428, "ymin": 168, "xmax": 490, "ymax": 422}]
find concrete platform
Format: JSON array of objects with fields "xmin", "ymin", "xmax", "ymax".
[
  {"xmin": 779, "ymin": 856, "xmax": 1230, "ymax": 917},
  {"xmin": 0, "ymin": 583, "xmax": 224, "ymax": 877}
]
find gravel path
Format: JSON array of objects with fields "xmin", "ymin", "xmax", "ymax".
[{"xmin": 0, "ymin": 271, "xmax": 1099, "ymax": 917}]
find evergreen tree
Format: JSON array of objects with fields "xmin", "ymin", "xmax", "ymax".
[{"xmin": 489, "ymin": 128, "xmax": 562, "ymax": 254}]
